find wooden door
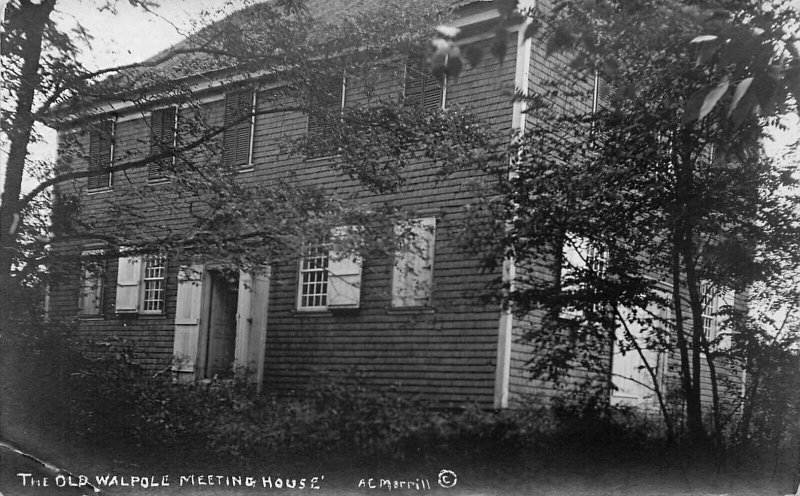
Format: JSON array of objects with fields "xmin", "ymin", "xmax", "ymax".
[{"xmin": 205, "ymin": 271, "xmax": 238, "ymax": 378}]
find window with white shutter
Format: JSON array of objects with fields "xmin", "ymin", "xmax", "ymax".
[
  {"xmin": 297, "ymin": 227, "xmax": 363, "ymax": 310},
  {"xmin": 222, "ymin": 89, "xmax": 255, "ymax": 168},
  {"xmin": 149, "ymin": 107, "xmax": 177, "ymax": 181},
  {"xmin": 87, "ymin": 120, "xmax": 113, "ymax": 191},
  {"xmin": 404, "ymin": 60, "xmax": 445, "ymax": 112},
  {"xmin": 392, "ymin": 217, "xmax": 436, "ymax": 308},
  {"xmin": 115, "ymin": 252, "xmax": 167, "ymax": 314}
]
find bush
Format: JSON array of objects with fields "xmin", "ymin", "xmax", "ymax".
[{"xmin": 65, "ymin": 356, "xmax": 672, "ymax": 464}]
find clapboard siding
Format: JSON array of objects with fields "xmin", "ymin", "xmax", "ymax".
[{"xmin": 50, "ymin": 27, "xmax": 522, "ymax": 407}]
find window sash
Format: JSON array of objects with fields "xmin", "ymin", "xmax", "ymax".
[
  {"xmin": 298, "ymin": 246, "xmax": 329, "ymax": 309},
  {"xmin": 141, "ymin": 255, "xmax": 167, "ymax": 313}
]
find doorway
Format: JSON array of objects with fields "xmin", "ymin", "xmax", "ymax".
[{"xmin": 203, "ymin": 269, "xmax": 239, "ymax": 378}]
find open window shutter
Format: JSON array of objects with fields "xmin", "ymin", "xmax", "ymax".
[
  {"xmin": 392, "ymin": 217, "xmax": 435, "ymax": 307},
  {"xmin": 250, "ymin": 270, "xmax": 270, "ymax": 389},
  {"xmin": 173, "ymin": 264, "xmax": 204, "ymax": 375},
  {"xmin": 404, "ymin": 61, "xmax": 443, "ymax": 112},
  {"xmin": 327, "ymin": 252, "xmax": 362, "ymax": 308},
  {"xmin": 149, "ymin": 108, "xmax": 175, "ymax": 180},
  {"xmin": 88, "ymin": 121, "xmax": 112, "ymax": 190},
  {"xmin": 235, "ymin": 271, "xmax": 254, "ymax": 374},
  {"xmin": 223, "ymin": 90, "xmax": 253, "ymax": 167},
  {"xmin": 115, "ymin": 254, "xmax": 142, "ymax": 313},
  {"xmin": 612, "ymin": 304, "xmax": 664, "ymax": 406},
  {"xmin": 233, "ymin": 269, "xmax": 270, "ymax": 382}
]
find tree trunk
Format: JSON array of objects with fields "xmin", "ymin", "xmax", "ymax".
[
  {"xmin": 681, "ymin": 234, "xmax": 707, "ymax": 443},
  {"xmin": 0, "ymin": 0, "xmax": 57, "ymax": 291},
  {"xmin": 671, "ymin": 230, "xmax": 704, "ymax": 441}
]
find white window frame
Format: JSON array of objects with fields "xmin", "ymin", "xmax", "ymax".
[
  {"xmin": 297, "ymin": 244, "xmax": 330, "ymax": 311},
  {"xmin": 391, "ymin": 217, "xmax": 436, "ymax": 308},
  {"xmin": 140, "ymin": 254, "xmax": 167, "ymax": 314}
]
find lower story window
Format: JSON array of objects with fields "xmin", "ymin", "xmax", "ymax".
[
  {"xmin": 298, "ymin": 246, "xmax": 328, "ymax": 309},
  {"xmin": 142, "ymin": 255, "xmax": 167, "ymax": 313},
  {"xmin": 78, "ymin": 249, "xmax": 105, "ymax": 316}
]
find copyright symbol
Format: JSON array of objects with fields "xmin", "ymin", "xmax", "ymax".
[{"xmin": 437, "ymin": 469, "xmax": 457, "ymax": 488}]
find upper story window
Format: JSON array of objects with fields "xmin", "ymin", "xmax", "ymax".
[
  {"xmin": 222, "ymin": 89, "xmax": 256, "ymax": 169},
  {"xmin": 87, "ymin": 120, "xmax": 114, "ymax": 191},
  {"xmin": 306, "ymin": 73, "xmax": 345, "ymax": 158},
  {"xmin": 148, "ymin": 107, "xmax": 177, "ymax": 182},
  {"xmin": 115, "ymin": 251, "xmax": 167, "ymax": 315},
  {"xmin": 392, "ymin": 217, "xmax": 436, "ymax": 308},
  {"xmin": 404, "ymin": 60, "xmax": 445, "ymax": 112}
]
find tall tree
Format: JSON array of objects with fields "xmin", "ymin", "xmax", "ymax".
[
  {"xmin": 458, "ymin": 0, "xmax": 800, "ymax": 442},
  {"xmin": 1, "ymin": 0, "xmax": 493, "ymax": 297}
]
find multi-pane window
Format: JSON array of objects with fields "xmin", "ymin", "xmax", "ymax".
[
  {"xmin": 297, "ymin": 227, "xmax": 364, "ymax": 311},
  {"xmin": 141, "ymin": 255, "xmax": 167, "ymax": 313},
  {"xmin": 116, "ymin": 252, "xmax": 167, "ymax": 315},
  {"xmin": 78, "ymin": 249, "xmax": 105, "ymax": 316},
  {"xmin": 87, "ymin": 120, "xmax": 114, "ymax": 191},
  {"xmin": 392, "ymin": 217, "xmax": 436, "ymax": 308},
  {"xmin": 560, "ymin": 233, "xmax": 607, "ymax": 318},
  {"xmin": 700, "ymin": 282, "xmax": 719, "ymax": 341},
  {"xmin": 222, "ymin": 89, "xmax": 255, "ymax": 168},
  {"xmin": 404, "ymin": 60, "xmax": 445, "ymax": 112},
  {"xmin": 149, "ymin": 107, "xmax": 177, "ymax": 181},
  {"xmin": 306, "ymin": 74, "xmax": 345, "ymax": 158},
  {"xmin": 298, "ymin": 246, "xmax": 329, "ymax": 309},
  {"xmin": 699, "ymin": 282, "xmax": 735, "ymax": 349}
]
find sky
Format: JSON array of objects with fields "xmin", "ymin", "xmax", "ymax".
[{"xmin": 3, "ymin": 0, "xmax": 248, "ymax": 194}]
